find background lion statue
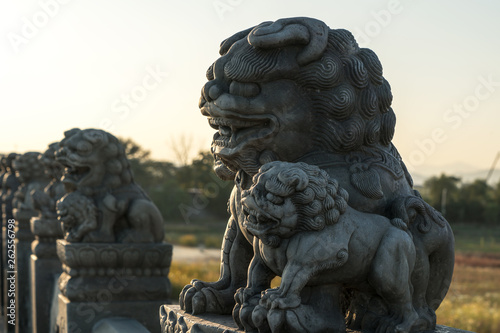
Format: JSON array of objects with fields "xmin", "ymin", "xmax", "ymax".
[
  {"xmin": 180, "ymin": 17, "xmax": 454, "ymax": 333},
  {"xmin": 56, "ymin": 128, "xmax": 164, "ymax": 243}
]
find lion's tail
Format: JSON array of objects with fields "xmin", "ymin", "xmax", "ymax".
[
  {"xmin": 389, "ymin": 193, "xmax": 447, "ymax": 233},
  {"xmin": 390, "ymin": 195, "xmax": 426, "ymax": 231}
]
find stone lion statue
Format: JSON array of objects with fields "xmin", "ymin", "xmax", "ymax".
[
  {"xmin": 236, "ymin": 161, "xmax": 427, "ymax": 333},
  {"xmin": 56, "ymin": 128, "xmax": 164, "ymax": 243},
  {"xmin": 180, "ymin": 17, "xmax": 454, "ymax": 333},
  {"xmin": 32, "ymin": 143, "xmax": 66, "ymax": 219},
  {"xmin": 12, "ymin": 152, "xmax": 51, "ymax": 213}
]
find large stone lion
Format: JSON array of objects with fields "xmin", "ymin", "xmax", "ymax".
[
  {"xmin": 180, "ymin": 17, "xmax": 454, "ymax": 332},
  {"xmin": 56, "ymin": 128, "xmax": 164, "ymax": 243}
]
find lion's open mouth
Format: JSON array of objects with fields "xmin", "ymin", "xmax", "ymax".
[
  {"xmin": 209, "ymin": 117, "xmax": 265, "ymax": 148},
  {"xmin": 203, "ymin": 104, "xmax": 278, "ymax": 155},
  {"xmin": 242, "ymin": 201, "xmax": 279, "ymax": 237},
  {"xmin": 63, "ymin": 165, "xmax": 90, "ymax": 184}
]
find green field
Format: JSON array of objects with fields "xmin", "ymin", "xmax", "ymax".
[{"xmin": 452, "ymin": 222, "xmax": 500, "ymax": 254}]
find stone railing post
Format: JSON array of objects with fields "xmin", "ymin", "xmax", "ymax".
[
  {"xmin": 12, "ymin": 207, "xmax": 37, "ymax": 333},
  {"xmin": 30, "ymin": 216, "xmax": 63, "ymax": 333}
]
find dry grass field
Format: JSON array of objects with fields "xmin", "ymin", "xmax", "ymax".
[{"xmin": 436, "ymin": 254, "xmax": 500, "ymax": 332}]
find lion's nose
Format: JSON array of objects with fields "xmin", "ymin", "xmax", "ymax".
[{"xmin": 201, "ymin": 80, "xmax": 225, "ymax": 104}]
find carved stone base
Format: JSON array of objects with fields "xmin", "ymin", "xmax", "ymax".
[
  {"xmin": 159, "ymin": 305, "xmax": 476, "ymax": 333},
  {"xmin": 160, "ymin": 305, "xmax": 240, "ymax": 333},
  {"xmin": 57, "ymin": 294, "xmax": 164, "ymax": 333},
  {"xmin": 56, "ymin": 240, "xmax": 172, "ymax": 302},
  {"xmin": 56, "ymin": 240, "xmax": 172, "ymax": 331}
]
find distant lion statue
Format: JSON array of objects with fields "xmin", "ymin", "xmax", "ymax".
[{"xmin": 56, "ymin": 128, "xmax": 164, "ymax": 243}]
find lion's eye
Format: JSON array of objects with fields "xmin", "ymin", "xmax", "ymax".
[
  {"xmin": 76, "ymin": 141, "xmax": 92, "ymax": 155},
  {"xmin": 266, "ymin": 193, "xmax": 284, "ymax": 205}
]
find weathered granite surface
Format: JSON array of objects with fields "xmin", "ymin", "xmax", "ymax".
[
  {"xmin": 161, "ymin": 306, "xmax": 474, "ymax": 333},
  {"xmin": 177, "ymin": 16, "xmax": 455, "ymax": 333}
]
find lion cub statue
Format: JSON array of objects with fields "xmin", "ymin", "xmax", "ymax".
[{"xmin": 237, "ymin": 161, "xmax": 427, "ymax": 333}]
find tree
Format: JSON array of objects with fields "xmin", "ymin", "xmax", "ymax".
[{"xmin": 423, "ymin": 174, "xmax": 461, "ymax": 219}]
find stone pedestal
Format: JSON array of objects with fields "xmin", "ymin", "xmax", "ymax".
[
  {"xmin": 160, "ymin": 305, "xmax": 475, "ymax": 333},
  {"xmin": 30, "ymin": 217, "xmax": 63, "ymax": 333},
  {"xmin": 56, "ymin": 240, "xmax": 172, "ymax": 332},
  {"xmin": 13, "ymin": 209, "xmax": 37, "ymax": 333}
]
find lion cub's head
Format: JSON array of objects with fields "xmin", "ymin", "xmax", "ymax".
[
  {"xmin": 242, "ymin": 161, "xmax": 349, "ymax": 247},
  {"xmin": 57, "ymin": 191, "xmax": 98, "ymax": 242}
]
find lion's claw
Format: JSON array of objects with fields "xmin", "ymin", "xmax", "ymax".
[
  {"xmin": 270, "ymin": 294, "xmax": 301, "ymax": 310},
  {"xmin": 191, "ymin": 291, "xmax": 207, "ymax": 315},
  {"xmin": 180, "ymin": 285, "xmax": 197, "ymax": 313}
]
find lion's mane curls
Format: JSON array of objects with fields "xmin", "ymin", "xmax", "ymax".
[
  {"xmin": 295, "ymin": 29, "xmax": 395, "ymax": 153},
  {"xmin": 60, "ymin": 128, "xmax": 133, "ymax": 191},
  {"xmin": 260, "ymin": 161, "xmax": 349, "ymax": 232}
]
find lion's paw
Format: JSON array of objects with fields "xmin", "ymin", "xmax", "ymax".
[
  {"xmin": 235, "ymin": 287, "xmax": 260, "ymax": 305},
  {"xmin": 179, "ymin": 280, "xmax": 236, "ymax": 315},
  {"xmin": 375, "ymin": 309, "xmax": 418, "ymax": 333},
  {"xmin": 233, "ymin": 291, "xmax": 261, "ymax": 331}
]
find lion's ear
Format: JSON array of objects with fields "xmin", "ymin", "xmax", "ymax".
[
  {"xmin": 278, "ymin": 168, "xmax": 309, "ymax": 191},
  {"xmin": 64, "ymin": 128, "xmax": 81, "ymax": 139},
  {"xmin": 83, "ymin": 130, "xmax": 107, "ymax": 145},
  {"xmin": 248, "ymin": 17, "xmax": 329, "ymax": 66}
]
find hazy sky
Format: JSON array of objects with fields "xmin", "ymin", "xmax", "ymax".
[{"xmin": 1, "ymin": 0, "xmax": 500, "ymax": 175}]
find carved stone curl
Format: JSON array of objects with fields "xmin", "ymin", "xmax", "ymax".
[{"xmin": 178, "ymin": 17, "xmax": 454, "ymax": 333}]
